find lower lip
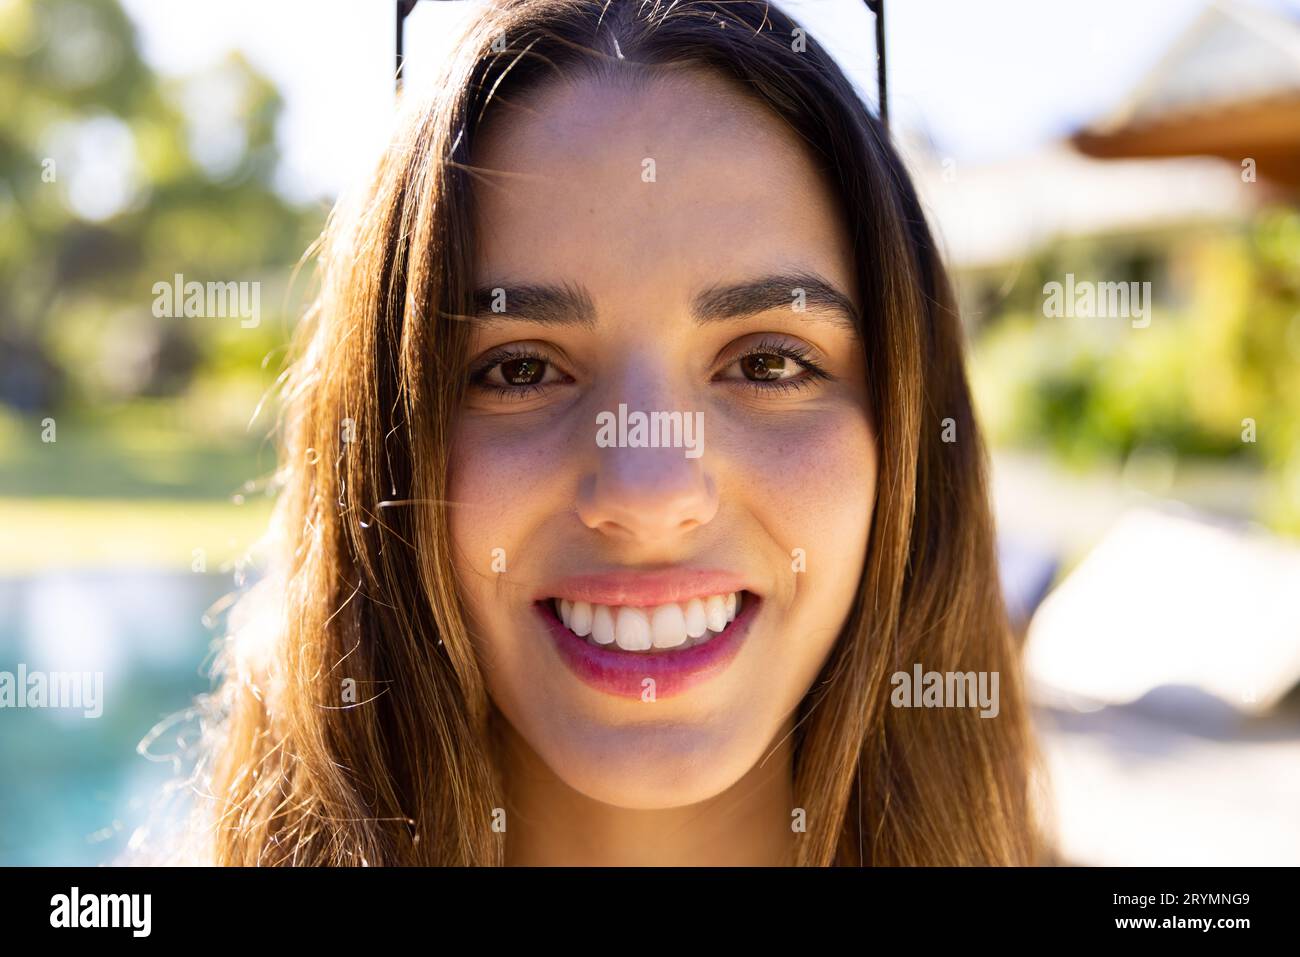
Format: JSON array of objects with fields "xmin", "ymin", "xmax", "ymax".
[{"xmin": 536, "ymin": 594, "xmax": 759, "ymax": 700}]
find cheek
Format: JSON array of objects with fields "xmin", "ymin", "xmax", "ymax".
[
  {"xmin": 728, "ymin": 406, "xmax": 877, "ymax": 571},
  {"xmin": 724, "ymin": 403, "xmax": 876, "ymax": 682},
  {"xmin": 446, "ymin": 420, "xmax": 567, "ymax": 623},
  {"xmin": 448, "ymin": 418, "xmax": 567, "ymax": 551}
]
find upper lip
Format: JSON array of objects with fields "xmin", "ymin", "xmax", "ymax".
[{"xmin": 536, "ymin": 568, "xmax": 753, "ymax": 607}]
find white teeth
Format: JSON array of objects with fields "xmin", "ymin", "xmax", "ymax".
[
  {"xmin": 650, "ymin": 603, "xmax": 688, "ymax": 648},
  {"xmin": 569, "ymin": 601, "xmax": 593, "ymax": 637},
  {"xmin": 551, "ymin": 591, "xmax": 747, "ymax": 653},
  {"xmin": 614, "ymin": 606, "xmax": 652, "ymax": 651},
  {"xmin": 684, "ymin": 598, "xmax": 708, "ymax": 639},
  {"xmin": 704, "ymin": 595, "xmax": 728, "ymax": 633},
  {"xmin": 591, "ymin": 604, "xmax": 615, "ymax": 645}
]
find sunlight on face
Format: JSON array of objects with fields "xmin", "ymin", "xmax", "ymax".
[{"xmin": 447, "ymin": 68, "xmax": 877, "ymax": 809}]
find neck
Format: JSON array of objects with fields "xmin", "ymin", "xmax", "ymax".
[{"xmin": 495, "ymin": 715, "xmax": 796, "ymax": 866}]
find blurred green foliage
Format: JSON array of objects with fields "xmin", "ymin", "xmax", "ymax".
[
  {"xmin": 0, "ymin": 0, "xmax": 321, "ymax": 422},
  {"xmin": 971, "ymin": 207, "xmax": 1300, "ymax": 536}
]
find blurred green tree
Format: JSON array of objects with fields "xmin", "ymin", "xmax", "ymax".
[
  {"xmin": 0, "ymin": 0, "xmax": 319, "ymax": 413},
  {"xmin": 970, "ymin": 207, "xmax": 1300, "ymax": 537}
]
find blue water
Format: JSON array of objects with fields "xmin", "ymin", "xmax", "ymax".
[{"xmin": 0, "ymin": 571, "xmax": 233, "ymax": 865}]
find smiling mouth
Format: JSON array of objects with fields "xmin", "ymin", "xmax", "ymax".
[{"xmin": 540, "ymin": 591, "xmax": 751, "ymax": 653}]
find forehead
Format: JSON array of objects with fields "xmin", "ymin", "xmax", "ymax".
[{"xmin": 470, "ymin": 68, "xmax": 856, "ymax": 300}]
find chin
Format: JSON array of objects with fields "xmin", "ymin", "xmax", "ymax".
[{"xmin": 536, "ymin": 718, "xmax": 758, "ymax": 810}]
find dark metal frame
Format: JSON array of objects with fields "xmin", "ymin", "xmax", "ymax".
[{"xmin": 395, "ymin": 0, "xmax": 888, "ymax": 128}]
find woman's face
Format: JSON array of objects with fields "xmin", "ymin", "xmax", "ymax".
[{"xmin": 448, "ymin": 69, "xmax": 877, "ymax": 809}]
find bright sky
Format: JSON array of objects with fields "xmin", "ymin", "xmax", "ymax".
[{"xmin": 117, "ymin": 0, "xmax": 1285, "ymax": 202}]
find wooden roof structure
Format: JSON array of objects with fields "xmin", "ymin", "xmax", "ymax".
[{"xmin": 1072, "ymin": 1, "xmax": 1300, "ymax": 191}]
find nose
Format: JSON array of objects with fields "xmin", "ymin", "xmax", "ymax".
[{"xmin": 576, "ymin": 414, "xmax": 719, "ymax": 545}]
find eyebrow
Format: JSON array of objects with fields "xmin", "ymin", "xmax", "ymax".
[
  {"xmin": 469, "ymin": 272, "xmax": 860, "ymax": 334},
  {"xmin": 471, "ymin": 280, "xmax": 597, "ymax": 328},
  {"xmin": 692, "ymin": 273, "xmax": 860, "ymax": 334}
]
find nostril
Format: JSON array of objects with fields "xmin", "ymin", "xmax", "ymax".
[{"xmin": 576, "ymin": 466, "xmax": 720, "ymax": 541}]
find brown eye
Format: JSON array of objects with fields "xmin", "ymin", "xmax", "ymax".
[
  {"xmin": 500, "ymin": 357, "xmax": 547, "ymax": 385},
  {"xmin": 468, "ymin": 345, "xmax": 570, "ymax": 398},
  {"xmin": 714, "ymin": 338, "xmax": 831, "ymax": 395},
  {"xmin": 740, "ymin": 353, "xmax": 789, "ymax": 381}
]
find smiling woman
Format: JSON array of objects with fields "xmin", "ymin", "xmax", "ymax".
[{"xmin": 191, "ymin": 0, "xmax": 1044, "ymax": 866}]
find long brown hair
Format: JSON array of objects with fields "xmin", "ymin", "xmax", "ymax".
[{"xmin": 197, "ymin": 0, "xmax": 1045, "ymax": 866}]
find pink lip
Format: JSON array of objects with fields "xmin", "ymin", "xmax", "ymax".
[
  {"xmin": 536, "ymin": 569, "xmax": 751, "ymax": 607},
  {"xmin": 535, "ymin": 592, "xmax": 759, "ymax": 700}
]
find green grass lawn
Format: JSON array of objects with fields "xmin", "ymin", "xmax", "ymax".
[
  {"xmin": 0, "ymin": 496, "xmax": 274, "ymax": 573},
  {"xmin": 0, "ymin": 404, "xmax": 277, "ymax": 573}
]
